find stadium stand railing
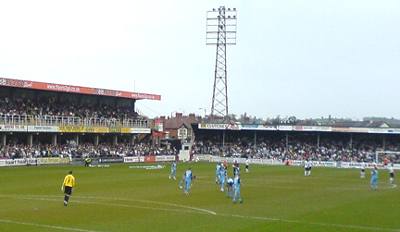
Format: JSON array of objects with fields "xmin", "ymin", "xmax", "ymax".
[{"xmin": 0, "ymin": 114, "xmax": 149, "ymax": 128}]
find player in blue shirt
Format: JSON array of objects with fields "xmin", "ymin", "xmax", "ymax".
[
  {"xmin": 226, "ymin": 177, "xmax": 234, "ymax": 198},
  {"xmin": 234, "ymin": 165, "xmax": 241, "ymax": 177},
  {"xmin": 184, "ymin": 167, "xmax": 193, "ymax": 195},
  {"xmin": 215, "ymin": 163, "xmax": 221, "ymax": 184},
  {"xmin": 233, "ymin": 173, "xmax": 243, "ymax": 204},
  {"xmin": 370, "ymin": 167, "xmax": 378, "ymax": 190},
  {"xmin": 219, "ymin": 164, "xmax": 227, "ymax": 192},
  {"xmin": 233, "ymin": 160, "xmax": 239, "ymax": 176},
  {"xmin": 169, "ymin": 161, "xmax": 177, "ymax": 180},
  {"xmin": 179, "ymin": 172, "xmax": 185, "ymax": 189}
]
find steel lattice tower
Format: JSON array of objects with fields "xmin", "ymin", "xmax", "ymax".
[{"xmin": 206, "ymin": 6, "xmax": 237, "ymax": 121}]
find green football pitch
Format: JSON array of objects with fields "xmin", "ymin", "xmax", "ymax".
[{"xmin": 0, "ymin": 162, "xmax": 399, "ymax": 232}]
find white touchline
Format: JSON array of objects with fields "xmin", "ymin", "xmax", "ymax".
[{"xmin": 0, "ymin": 219, "xmax": 105, "ymax": 232}]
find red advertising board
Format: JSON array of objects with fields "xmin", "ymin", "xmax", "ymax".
[
  {"xmin": 0, "ymin": 77, "xmax": 161, "ymax": 101},
  {"xmin": 144, "ymin": 156, "xmax": 156, "ymax": 163},
  {"xmin": 152, "ymin": 131, "xmax": 163, "ymax": 137}
]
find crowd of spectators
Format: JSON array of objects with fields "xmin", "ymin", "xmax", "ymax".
[
  {"xmin": 192, "ymin": 135, "xmax": 400, "ymax": 163},
  {"xmin": 0, "ymin": 142, "xmax": 178, "ymax": 159},
  {"xmin": 1, "ymin": 95, "xmax": 400, "ymax": 163},
  {"xmin": 3, "ymin": 135, "xmax": 399, "ymax": 163},
  {"xmin": 0, "ymin": 96, "xmax": 141, "ymax": 122}
]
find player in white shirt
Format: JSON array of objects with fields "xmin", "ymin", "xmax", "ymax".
[
  {"xmin": 304, "ymin": 159, "xmax": 312, "ymax": 176},
  {"xmin": 389, "ymin": 163, "xmax": 394, "ymax": 185},
  {"xmin": 245, "ymin": 158, "xmax": 250, "ymax": 174},
  {"xmin": 360, "ymin": 162, "xmax": 366, "ymax": 178}
]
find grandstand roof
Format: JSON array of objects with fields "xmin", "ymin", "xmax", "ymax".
[
  {"xmin": 0, "ymin": 77, "xmax": 161, "ymax": 101},
  {"xmin": 328, "ymin": 121, "xmax": 389, "ymax": 128}
]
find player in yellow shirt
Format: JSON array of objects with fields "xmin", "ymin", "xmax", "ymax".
[{"xmin": 61, "ymin": 171, "xmax": 75, "ymax": 206}]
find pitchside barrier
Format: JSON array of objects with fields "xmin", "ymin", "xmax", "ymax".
[
  {"xmin": 124, "ymin": 155, "xmax": 175, "ymax": 164},
  {"xmin": 2, "ymin": 155, "xmax": 399, "ymax": 170},
  {"xmin": 192, "ymin": 154, "xmax": 400, "ymax": 170},
  {"xmin": 210, "ymin": 156, "xmax": 285, "ymax": 166},
  {"xmin": 0, "ymin": 157, "xmax": 70, "ymax": 167}
]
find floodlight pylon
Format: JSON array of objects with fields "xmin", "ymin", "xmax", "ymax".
[{"xmin": 206, "ymin": 6, "xmax": 237, "ymax": 121}]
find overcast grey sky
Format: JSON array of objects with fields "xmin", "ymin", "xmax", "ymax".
[{"xmin": 1, "ymin": 0, "xmax": 399, "ymax": 120}]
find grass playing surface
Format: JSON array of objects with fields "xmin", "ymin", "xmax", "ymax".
[{"xmin": 0, "ymin": 162, "xmax": 399, "ymax": 232}]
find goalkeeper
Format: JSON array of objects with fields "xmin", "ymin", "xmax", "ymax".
[{"xmin": 61, "ymin": 171, "xmax": 75, "ymax": 206}]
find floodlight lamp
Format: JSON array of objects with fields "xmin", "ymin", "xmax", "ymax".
[
  {"xmin": 213, "ymin": 8, "xmax": 215, "ymax": 11},
  {"xmin": 228, "ymin": 8, "xmax": 231, "ymax": 10},
  {"xmin": 233, "ymin": 8, "xmax": 236, "ymax": 11}
]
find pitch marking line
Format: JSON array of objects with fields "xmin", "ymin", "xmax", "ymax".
[
  {"xmin": 0, "ymin": 195, "xmax": 216, "ymax": 216},
  {"xmin": 221, "ymin": 214, "xmax": 400, "ymax": 232},
  {"xmin": 69, "ymin": 195, "xmax": 217, "ymax": 215},
  {"xmin": 25, "ymin": 197, "xmax": 214, "ymax": 215},
  {"xmin": 328, "ymin": 184, "xmax": 398, "ymax": 191},
  {"xmin": 2, "ymin": 195, "xmax": 399, "ymax": 231},
  {"xmin": 0, "ymin": 219, "xmax": 105, "ymax": 232}
]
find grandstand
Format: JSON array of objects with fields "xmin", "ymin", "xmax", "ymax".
[
  {"xmin": 2, "ymin": 76, "xmax": 400, "ymax": 166},
  {"xmin": 0, "ymin": 77, "xmax": 160, "ymax": 149},
  {"xmin": 190, "ymin": 122, "xmax": 400, "ymax": 164}
]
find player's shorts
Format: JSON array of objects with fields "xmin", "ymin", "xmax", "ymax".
[
  {"xmin": 234, "ymin": 187, "xmax": 240, "ymax": 194},
  {"xmin": 390, "ymin": 173, "xmax": 394, "ymax": 178},
  {"xmin": 361, "ymin": 169, "xmax": 365, "ymax": 172},
  {"xmin": 64, "ymin": 186, "xmax": 73, "ymax": 195},
  {"xmin": 245, "ymin": 165, "xmax": 249, "ymax": 169},
  {"xmin": 220, "ymin": 177, "xmax": 226, "ymax": 184},
  {"xmin": 185, "ymin": 179, "xmax": 192, "ymax": 186}
]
